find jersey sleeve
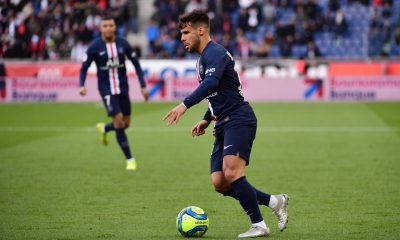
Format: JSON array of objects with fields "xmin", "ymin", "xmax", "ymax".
[
  {"xmin": 79, "ymin": 45, "xmax": 95, "ymax": 87},
  {"xmin": 125, "ymin": 40, "xmax": 146, "ymax": 88},
  {"xmin": 182, "ymin": 49, "xmax": 230, "ymax": 108},
  {"xmin": 203, "ymin": 108, "xmax": 212, "ymax": 123}
]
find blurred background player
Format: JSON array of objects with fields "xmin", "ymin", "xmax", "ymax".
[
  {"xmin": 79, "ymin": 16, "xmax": 149, "ymax": 171},
  {"xmin": 163, "ymin": 11, "xmax": 288, "ymax": 238}
]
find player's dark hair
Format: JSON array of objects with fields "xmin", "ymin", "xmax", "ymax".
[
  {"xmin": 101, "ymin": 15, "xmax": 116, "ymax": 22},
  {"xmin": 179, "ymin": 10, "xmax": 210, "ymax": 30}
]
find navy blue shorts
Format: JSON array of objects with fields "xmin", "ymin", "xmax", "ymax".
[
  {"xmin": 210, "ymin": 124, "xmax": 257, "ymax": 173},
  {"xmin": 101, "ymin": 92, "xmax": 131, "ymax": 117}
]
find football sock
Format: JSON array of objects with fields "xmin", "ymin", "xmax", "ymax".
[
  {"xmin": 105, "ymin": 122, "xmax": 115, "ymax": 132},
  {"xmin": 252, "ymin": 220, "xmax": 267, "ymax": 229},
  {"xmin": 231, "ymin": 176, "xmax": 263, "ymax": 224},
  {"xmin": 223, "ymin": 188, "xmax": 237, "ymax": 199},
  {"xmin": 254, "ymin": 187, "xmax": 271, "ymax": 206},
  {"xmin": 224, "ymin": 187, "xmax": 271, "ymax": 207},
  {"xmin": 115, "ymin": 128, "xmax": 132, "ymax": 159},
  {"xmin": 268, "ymin": 195, "xmax": 278, "ymax": 209}
]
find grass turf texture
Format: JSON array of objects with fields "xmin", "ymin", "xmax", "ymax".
[{"xmin": 0, "ymin": 102, "xmax": 399, "ymax": 239}]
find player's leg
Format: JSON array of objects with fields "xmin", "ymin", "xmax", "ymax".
[
  {"xmin": 210, "ymin": 127, "xmax": 266, "ymax": 210},
  {"xmin": 118, "ymin": 93, "xmax": 138, "ymax": 171},
  {"xmin": 210, "ymin": 130, "xmax": 230, "ymax": 194},
  {"xmin": 123, "ymin": 115, "xmax": 131, "ymax": 129},
  {"xmin": 112, "ymin": 112, "xmax": 133, "ymax": 160},
  {"xmin": 210, "ymin": 127, "xmax": 269, "ymax": 237},
  {"xmin": 214, "ymin": 174, "xmax": 274, "ymax": 207},
  {"xmin": 222, "ymin": 183, "xmax": 289, "ymax": 232},
  {"xmin": 222, "ymin": 125, "xmax": 270, "ymax": 238},
  {"xmin": 104, "ymin": 122, "xmax": 115, "ymax": 132},
  {"xmin": 227, "ymin": 124, "xmax": 288, "ymax": 232},
  {"xmin": 122, "ymin": 114, "xmax": 137, "ymax": 170},
  {"xmin": 223, "ymin": 154, "xmax": 271, "ymax": 238},
  {"xmin": 97, "ymin": 94, "xmax": 119, "ymax": 145}
]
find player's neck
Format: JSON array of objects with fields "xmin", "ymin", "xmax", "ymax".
[
  {"xmin": 198, "ymin": 38, "xmax": 212, "ymax": 54},
  {"xmin": 102, "ymin": 35, "xmax": 116, "ymax": 43}
]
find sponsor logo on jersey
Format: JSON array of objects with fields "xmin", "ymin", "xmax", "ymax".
[
  {"xmin": 205, "ymin": 92, "xmax": 218, "ymax": 99},
  {"xmin": 205, "ymin": 68, "xmax": 215, "ymax": 75}
]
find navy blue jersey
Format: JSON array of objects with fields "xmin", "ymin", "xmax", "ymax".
[
  {"xmin": 183, "ymin": 41, "xmax": 254, "ymax": 128},
  {"xmin": 79, "ymin": 37, "xmax": 146, "ymax": 96}
]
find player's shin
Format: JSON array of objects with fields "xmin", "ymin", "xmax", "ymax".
[
  {"xmin": 230, "ymin": 176, "xmax": 264, "ymax": 225},
  {"xmin": 115, "ymin": 128, "xmax": 132, "ymax": 160},
  {"xmin": 105, "ymin": 122, "xmax": 115, "ymax": 132},
  {"xmin": 223, "ymin": 187, "xmax": 271, "ymax": 207}
]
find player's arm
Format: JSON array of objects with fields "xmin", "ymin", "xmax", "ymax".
[
  {"xmin": 162, "ymin": 77, "xmax": 219, "ymax": 126},
  {"xmin": 191, "ymin": 113, "xmax": 211, "ymax": 137},
  {"xmin": 203, "ymin": 107, "xmax": 212, "ymax": 123},
  {"xmin": 191, "ymin": 108, "xmax": 212, "ymax": 137},
  {"xmin": 79, "ymin": 47, "xmax": 94, "ymax": 96},
  {"xmin": 126, "ymin": 42, "xmax": 148, "ymax": 101},
  {"xmin": 163, "ymin": 50, "xmax": 228, "ymax": 126},
  {"xmin": 182, "ymin": 49, "xmax": 229, "ymax": 109}
]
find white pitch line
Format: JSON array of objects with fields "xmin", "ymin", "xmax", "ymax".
[{"xmin": 0, "ymin": 126, "xmax": 398, "ymax": 133}]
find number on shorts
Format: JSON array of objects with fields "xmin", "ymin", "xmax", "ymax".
[{"xmin": 104, "ymin": 95, "xmax": 111, "ymax": 106}]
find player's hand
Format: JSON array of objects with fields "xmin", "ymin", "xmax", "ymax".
[
  {"xmin": 141, "ymin": 87, "xmax": 149, "ymax": 102},
  {"xmin": 191, "ymin": 120, "xmax": 209, "ymax": 137},
  {"xmin": 162, "ymin": 103, "xmax": 187, "ymax": 126},
  {"xmin": 79, "ymin": 87, "xmax": 87, "ymax": 96}
]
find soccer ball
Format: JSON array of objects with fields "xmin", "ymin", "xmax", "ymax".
[{"xmin": 176, "ymin": 206, "xmax": 209, "ymax": 237}]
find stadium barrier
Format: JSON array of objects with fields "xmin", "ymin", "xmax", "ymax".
[{"xmin": 1, "ymin": 60, "xmax": 399, "ymax": 102}]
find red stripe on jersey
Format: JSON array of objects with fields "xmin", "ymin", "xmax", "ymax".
[
  {"xmin": 109, "ymin": 43, "xmax": 118, "ymax": 94},
  {"xmin": 196, "ymin": 58, "xmax": 201, "ymax": 82}
]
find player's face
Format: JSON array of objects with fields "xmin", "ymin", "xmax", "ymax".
[
  {"xmin": 180, "ymin": 24, "xmax": 200, "ymax": 53},
  {"xmin": 100, "ymin": 19, "xmax": 116, "ymax": 42}
]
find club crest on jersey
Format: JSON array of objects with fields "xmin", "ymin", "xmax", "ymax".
[{"xmin": 199, "ymin": 64, "xmax": 204, "ymax": 74}]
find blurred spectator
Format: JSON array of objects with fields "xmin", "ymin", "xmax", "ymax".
[
  {"xmin": 332, "ymin": 9, "xmax": 347, "ymax": 41},
  {"xmin": 262, "ymin": 0, "xmax": 276, "ymax": 24},
  {"xmin": 70, "ymin": 40, "xmax": 88, "ymax": 61},
  {"xmin": 85, "ymin": 7, "xmax": 101, "ymax": 38},
  {"xmin": 390, "ymin": 26, "xmax": 400, "ymax": 57},
  {"xmin": 1, "ymin": 0, "xmax": 400, "ymax": 60},
  {"xmin": 235, "ymin": 28, "xmax": 251, "ymax": 59},
  {"xmin": 305, "ymin": 40, "xmax": 322, "ymax": 59},
  {"xmin": 185, "ymin": 0, "xmax": 207, "ymax": 13},
  {"xmin": 127, "ymin": 0, "xmax": 139, "ymax": 34},
  {"xmin": 146, "ymin": 19, "xmax": 161, "ymax": 56},
  {"xmin": 253, "ymin": 32, "xmax": 274, "ymax": 58}
]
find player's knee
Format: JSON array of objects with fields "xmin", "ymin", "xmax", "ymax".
[
  {"xmin": 114, "ymin": 120, "xmax": 125, "ymax": 129},
  {"xmin": 223, "ymin": 169, "xmax": 241, "ymax": 183},
  {"xmin": 214, "ymin": 187, "xmax": 227, "ymax": 194},
  {"xmin": 213, "ymin": 182, "xmax": 229, "ymax": 194}
]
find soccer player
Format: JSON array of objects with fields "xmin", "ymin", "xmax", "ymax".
[
  {"xmin": 163, "ymin": 11, "xmax": 289, "ymax": 238},
  {"xmin": 79, "ymin": 16, "xmax": 149, "ymax": 171}
]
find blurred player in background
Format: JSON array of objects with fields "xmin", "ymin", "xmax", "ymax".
[
  {"xmin": 163, "ymin": 11, "xmax": 288, "ymax": 238},
  {"xmin": 79, "ymin": 16, "xmax": 149, "ymax": 171}
]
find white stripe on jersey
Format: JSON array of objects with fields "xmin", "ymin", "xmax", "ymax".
[
  {"xmin": 208, "ymin": 100, "xmax": 216, "ymax": 120},
  {"xmin": 106, "ymin": 42, "xmax": 121, "ymax": 95},
  {"xmin": 198, "ymin": 57, "xmax": 216, "ymax": 120},
  {"xmin": 196, "ymin": 58, "xmax": 201, "ymax": 81}
]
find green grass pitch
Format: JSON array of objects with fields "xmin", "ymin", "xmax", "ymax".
[{"xmin": 0, "ymin": 101, "xmax": 399, "ymax": 239}]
